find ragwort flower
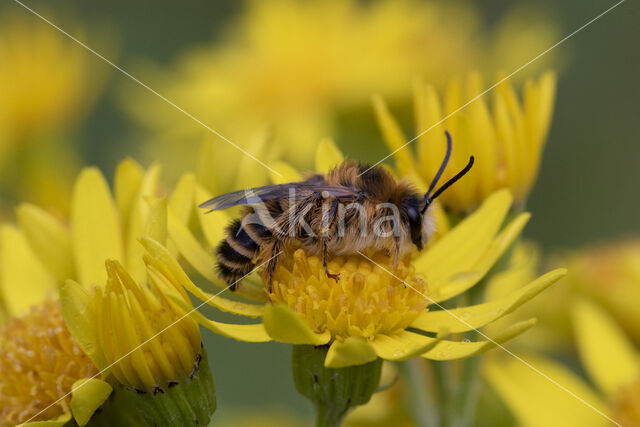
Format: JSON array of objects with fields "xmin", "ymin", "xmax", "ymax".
[
  {"xmin": 160, "ymin": 142, "xmax": 565, "ymax": 369},
  {"xmin": 485, "ymin": 298, "xmax": 640, "ymax": 427},
  {"xmin": 374, "ymin": 71, "xmax": 556, "ymax": 212}
]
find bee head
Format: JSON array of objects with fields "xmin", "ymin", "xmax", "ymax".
[
  {"xmin": 405, "ymin": 197, "xmax": 425, "ymax": 250},
  {"xmin": 421, "ymin": 131, "xmax": 474, "ymax": 215}
]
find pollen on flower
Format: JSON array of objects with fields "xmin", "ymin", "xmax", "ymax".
[
  {"xmin": 0, "ymin": 298, "xmax": 97, "ymax": 426},
  {"xmin": 269, "ymin": 249, "xmax": 429, "ymax": 341}
]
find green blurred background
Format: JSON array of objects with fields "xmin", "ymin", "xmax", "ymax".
[{"xmin": 1, "ymin": 0, "xmax": 638, "ymax": 424}]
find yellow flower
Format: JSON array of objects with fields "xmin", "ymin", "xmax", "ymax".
[
  {"xmin": 485, "ymin": 298, "xmax": 640, "ymax": 427},
  {"xmin": 374, "ymin": 71, "xmax": 556, "ymax": 212},
  {"xmin": 0, "ymin": 298, "xmax": 111, "ymax": 426},
  {"xmin": 156, "ymin": 141, "xmax": 565, "ymax": 368},
  {"xmin": 0, "ymin": 159, "xmax": 162, "ymax": 319},
  {"xmin": 0, "ymin": 12, "xmax": 108, "ymax": 142},
  {"xmin": 563, "ymin": 240, "xmax": 640, "ymax": 345},
  {"xmin": 123, "ymin": 0, "xmax": 532, "ymax": 178}
]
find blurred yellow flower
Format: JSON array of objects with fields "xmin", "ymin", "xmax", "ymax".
[
  {"xmin": 485, "ymin": 299, "xmax": 640, "ymax": 427},
  {"xmin": 154, "ymin": 141, "xmax": 565, "ymax": 369},
  {"xmin": 375, "ymin": 71, "xmax": 556, "ymax": 212},
  {"xmin": 123, "ymin": 0, "xmax": 494, "ymax": 176},
  {"xmin": 563, "ymin": 239, "xmax": 640, "ymax": 345},
  {"xmin": 0, "ymin": 298, "xmax": 111, "ymax": 426},
  {"xmin": 0, "ymin": 12, "xmax": 109, "ymax": 142}
]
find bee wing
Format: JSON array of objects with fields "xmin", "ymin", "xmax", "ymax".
[{"xmin": 199, "ymin": 181, "xmax": 362, "ymax": 211}]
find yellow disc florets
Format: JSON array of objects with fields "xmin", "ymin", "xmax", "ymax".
[
  {"xmin": 0, "ymin": 299, "xmax": 97, "ymax": 426},
  {"xmin": 269, "ymin": 249, "xmax": 429, "ymax": 341}
]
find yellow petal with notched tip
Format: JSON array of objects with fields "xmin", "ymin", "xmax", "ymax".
[
  {"xmin": 315, "ymin": 138, "xmax": 344, "ymax": 173},
  {"xmin": 17, "ymin": 203, "xmax": 74, "ymax": 282},
  {"xmin": 71, "ymin": 168, "xmax": 122, "ymax": 287},
  {"xmin": 572, "ymin": 298, "xmax": 640, "ymax": 397},
  {"xmin": 415, "ymin": 190, "xmax": 512, "ymax": 285},
  {"xmin": 431, "ymin": 212, "xmax": 529, "ymax": 303},
  {"xmin": 167, "ymin": 293, "xmax": 270, "ymax": 343},
  {"xmin": 370, "ymin": 330, "xmax": 447, "ymax": 362},
  {"xmin": 263, "ymin": 304, "xmax": 331, "ymax": 345},
  {"xmin": 270, "ymin": 160, "xmax": 303, "ymax": 184},
  {"xmin": 422, "ymin": 318, "xmax": 536, "ymax": 360},
  {"xmin": 140, "ymin": 237, "xmax": 266, "ymax": 315},
  {"xmin": 325, "ymin": 337, "xmax": 378, "ymax": 368},
  {"xmin": 59, "ymin": 280, "xmax": 107, "ymax": 371},
  {"xmin": 412, "ymin": 269, "xmax": 566, "ymax": 333},
  {"xmin": 70, "ymin": 378, "xmax": 113, "ymax": 426},
  {"xmin": 484, "ymin": 354, "xmax": 610, "ymax": 427},
  {"xmin": 0, "ymin": 225, "xmax": 56, "ymax": 316}
]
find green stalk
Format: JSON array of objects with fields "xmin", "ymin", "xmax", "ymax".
[{"xmin": 397, "ymin": 359, "xmax": 439, "ymax": 427}]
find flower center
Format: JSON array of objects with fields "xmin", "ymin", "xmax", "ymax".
[
  {"xmin": 269, "ymin": 249, "xmax": 429, "ymax": 341},
  {"xmin": 0, "ymin": 299, "xmax": 97, "ymax": 426},
  {"xmin": 614, "ymin": 378, "xmax": 640, "ymax": 426}
]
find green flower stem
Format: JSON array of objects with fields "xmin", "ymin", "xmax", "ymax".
[
  {"xmin": 83, "ymin": 349, "xmax": 216, "ymax": 426},
  {"xmin": 292, "ymin": 345, "xmax": 382, "ymax": 427},
  {"xmin": 397, "ymin": 359, "xmax": 439, "ymax": 427}
]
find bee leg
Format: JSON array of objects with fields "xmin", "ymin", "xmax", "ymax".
[
  {"xmin": 322, "ymin": 238, "xmax": 340, "ymax": 282},
  {"xmin": 265, "ymin": 242, "xmax": 281, "ymax": 297},
  {"xmin": 392, "ymin": 235, "xmax": 400, "ymax": 271}
]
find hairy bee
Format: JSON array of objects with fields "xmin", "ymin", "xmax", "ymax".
[{"xmin": 200, "ymin": 131, "xmax": 474, "ymax": 292}]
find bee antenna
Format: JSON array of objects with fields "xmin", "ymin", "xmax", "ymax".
[
  {"xmin": 423, "ymin": 130, "xmax": 453, "ymax": 203},
  {"xmin": 421, "ymin": 132, "xmax": 475, "ymax": 213}
]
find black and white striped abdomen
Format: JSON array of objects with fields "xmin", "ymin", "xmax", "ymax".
[{"xmin": 216, "ymin": 218, "xmax": 271, "ymax": 290}]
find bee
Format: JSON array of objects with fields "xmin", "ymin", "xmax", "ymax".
[{"xmin": 200, "ymin": 131, "xmax": 473, "ymax": 292}]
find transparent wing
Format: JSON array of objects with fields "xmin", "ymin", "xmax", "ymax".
[{"xmin": 199, "ymin": 179, "xmax": 362, "ymax": 211}]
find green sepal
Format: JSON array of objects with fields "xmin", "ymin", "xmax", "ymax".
[
  {"xmin": 292, "ymin": 344, "xmax": 382, "ymax": 427},
  {"xmin": 74, "ymin": 348, "xmax": 216, "ymax": 426}
]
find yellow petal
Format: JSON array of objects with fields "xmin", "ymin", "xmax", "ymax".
[
  {"xmin": 59, "ymin": 280, "xmax": 107, "ymax": 370},
  {"xmin": 140, "ymin": 237, "xmax": 266, "ymax": 315},
  {"xmin": 263, "ymin": 304, "xmax": 330, "ymax": 345},
  {"xmin": 270, "ymin": 160, "xmax": 303, "ymax": 184},
  {"xmin": 572, "ymin": 298, "xmax": 640, "ymax": 397},
  {"xmin": 16, "ymin": 203, "xmax": 74, "ymax": 282},
  {"xmin": 422, "ymin": 318, "xmax": 537, "ymax": 360},
  {"xmin": 315, "ymin": 138, "xmax": 344, "ymax": 173},
  {"xmin": 0, "ymin": 226, "xmax": 56, "ymax": 316},
  {"xmin": 123, "ymin": 164, "xmax": 162, "ymax": 282},
  {"xmin": 113, "ymin": 158, "xmax": 144, "ymax": 225},
  {"xmin": 167, "ymin": 293, "xmax": 270, "ymax": 343},
  {"xmin": 166, "ymin": 210, "xmax": 265, "ymax": 302},
  {"xmin": 370, "ymin": 330, "xmax": 446, "ymax": 362},
  {"xmin": 71, "ymin": 168, "xmax": 122, "ymax": 287},
  {"xmin": 415, "ymin": 189, "xmax": 512, "ymax": 285},
  {"xmin": 325, "ymin": 337, "xmax": 378, "ymax": 368},
  {"xmin": 144, "ymin": 198, "xmax": 167, "ymax": 245},
  {"xmin": 412, "ymin": 269, "xmax": 566, "ymax": 333},
  {"xmin": 168, "ymin": 173, "xmax": 196, "ymax": 224},
  {"xmin": 194, "ymin": 184, "xmax": 229, "ymax": 248},
  {"xmin": 432, "ymin": 212, "xmax": 530, "ymax": 302},
  {"xmin": 372, "ymin": 95, "xmax": 414, "ymax": 175},
  {"xmin": 484, "ymin": 355, "xmax": 610, "ymax": 427},
  {"xmin": 70, "ymin": 378, "xmax": 113, "ymax": 426}
]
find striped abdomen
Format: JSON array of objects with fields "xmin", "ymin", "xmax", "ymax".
[{"xmin": 216, "ymin": 217, "xmax": 271, "ymax": 290}]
